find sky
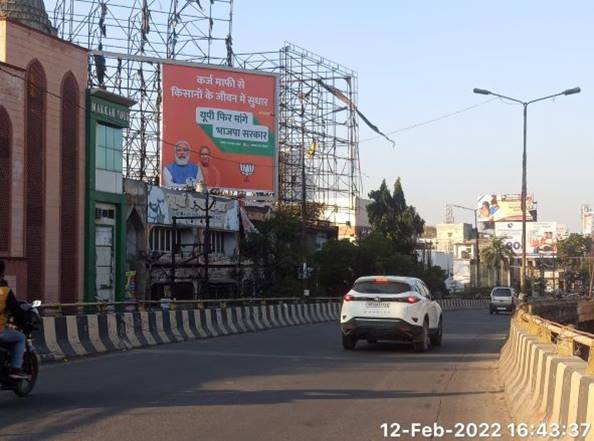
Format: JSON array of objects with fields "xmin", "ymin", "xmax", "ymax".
[{"xmin": 231, "ymin": 1, "xmax": 593, "ymax": 232}]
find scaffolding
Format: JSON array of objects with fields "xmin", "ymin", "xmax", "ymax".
[
  {"xmin": 48, "ymin": 0, "xmax": 233, "ymax": 182},
  {"xmin": 234, "ymin": 43, "xmax": 361, "ymax": 223},
  {"xmin": 48, "ymin": 2, "xmax": 361, "ymax": 222}
]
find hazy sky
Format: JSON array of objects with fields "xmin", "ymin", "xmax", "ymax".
[{"xmin": 233, "ymin": 1, "xmax": 592, "ymax": 231}]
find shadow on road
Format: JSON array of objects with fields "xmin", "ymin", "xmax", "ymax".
[{"xmin": 0, "ymin": 310, "xmax": 510, "ymax": 441}]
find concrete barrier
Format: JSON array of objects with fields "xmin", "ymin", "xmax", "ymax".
[
  {"xmin": 438, "ymin": 298, "xmax": 489, "ymax": 311},
  {"xmin": 34, "ymin": 302, "xmax": 341, "ymax": 362},
  {"xmin": 500, "ymin": 313, "xmax": 594, "ymax": 440},
  {"xmin": 34, "ymin": 298, "xmax": 488, "ymax": 362}
]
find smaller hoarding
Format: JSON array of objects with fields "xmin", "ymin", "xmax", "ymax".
[
  {"xmin": 453, "ymin": 260, "xmax": 471, "ymax": 286},
  {"xmin": 495, "ymin": 221, "xmax": 558, "ymax": 257},
  {"xmin": 147, "ymin": 186, "xmax": 240, "ymax": 231}
]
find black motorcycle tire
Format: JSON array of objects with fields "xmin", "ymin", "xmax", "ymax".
[{"xmin": 13, "ymin": 351, "xmax": 39, "ymax": 398}]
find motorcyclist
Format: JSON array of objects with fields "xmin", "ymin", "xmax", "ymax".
[{"xmin": 0, "ymin": 261, "xmax": 28, "ymax": 379}]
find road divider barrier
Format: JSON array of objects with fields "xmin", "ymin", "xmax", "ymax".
[
  {"xmin": 500, "ymin": 308, "xmax": 594, "ymax": 440},
  {"xmin": 33, "ymin": 297, "xmax": 489, "ymax": 362},
  {"xmin": 438, "ymin": 298, "xmax": 489, "ymax": 311},
  {"xmin": 34, "ymin": 301, "xmax": 340, "ymax": 362}
]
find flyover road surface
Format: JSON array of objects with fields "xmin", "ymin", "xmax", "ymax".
[{"xmin": 0, "ymin": 310, "xmax": 512, "ymax": 441}]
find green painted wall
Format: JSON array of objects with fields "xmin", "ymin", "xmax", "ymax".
[{"xmin": 84, "ymin": 91, "xmax": 131, "ymax": 303}]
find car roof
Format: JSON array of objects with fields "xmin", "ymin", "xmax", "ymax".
[{"xmin": 353, "ymin": 275, "xmax": 419, "ymax": 285}]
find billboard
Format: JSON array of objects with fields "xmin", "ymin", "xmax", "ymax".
[
  {"xmin": 147, "ymin": 186, "xmax": 240, "ymax": 231},
  {"xmin": 453, "ymin": 260, "xmax": 471, "ymax": 286},
  {"xmin": 495, "ymin": 222, "xmax": 558, "ymax": 257},
  {"xmin": 477, "ymin": 193, "xmax": 534, "ymax": 233},
  {"xmin": 161, "ymin": 63, "xmax": 277, "ymax": 192}
]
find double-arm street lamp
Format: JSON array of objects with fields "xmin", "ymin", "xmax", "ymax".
[{"xmin": 473, "ymin": 86, "xmax": 581, "ymax": 293}]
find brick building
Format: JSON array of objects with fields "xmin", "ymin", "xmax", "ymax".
[{"xmin": 0, "ymin": 1, "xmax": 87, "ymax": 302}]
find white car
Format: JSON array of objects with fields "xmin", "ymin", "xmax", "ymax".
[
  {"xmin": 340, "ymin": 275, "xmax": 443, "ymax": 352},
  {"xmin": 489, "ymin": 286, "xmax": 515, "ymax": 314}
]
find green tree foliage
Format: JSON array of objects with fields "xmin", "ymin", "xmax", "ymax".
[
  {"xmin": 241, "ymin": 208, "xmax": 303, "ymax": 297},
  {"xmin": 367, "ymin": 178, "xmax": 424, "ymax": 255},
  {"xmin": 314, "ymin": 233, "xmax": 447, "ymax": 296},
  {"xmin": 480, "ymin": 237, "xmax": 515, "ymax": 286},
  {"xmin": 557, "ymin": 233, "xmax": 592, "ymax": 291},
  {"xmin": 243, "ymin": 178, "xmax": 446, "ymax": 298}
]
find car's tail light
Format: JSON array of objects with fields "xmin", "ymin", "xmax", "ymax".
[
  {"xmin": 343, "ymin": 294, "xmax": 354, "ymax": 302},
  {"xmin": 407, "ymin": 295, "xmax": 420, "ymax": 304}
]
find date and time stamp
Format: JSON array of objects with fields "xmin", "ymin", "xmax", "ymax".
[{"xmin": 380, "ymin": 422, "xmax": 591, "ymax": 438}]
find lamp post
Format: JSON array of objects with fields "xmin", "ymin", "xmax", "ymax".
[
  {"xmin": 451, "ymin": 204, "xmax": 481, "ymax": 288},
  {"xmin": 473, "ymin": 87, "xmax": 580, "ymax": 293}
]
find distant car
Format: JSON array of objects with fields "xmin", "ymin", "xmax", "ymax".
[
  {"xmin": 340, "ymin": 275, "xmax": 443, "ymax": 352},
  {"xmin": 489, "ymin": 287, "xmax": 515, "ymax": 314}
]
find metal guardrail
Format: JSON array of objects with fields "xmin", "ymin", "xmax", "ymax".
[
  {"xmin": 37, "ymin": 295, "xmax": 488, "ymax": 316},
  {"xmin": 38, "ymin": 297, "xmax": 340, "ymax": 316},
  {"xmin": 514, "ymin": 309, "xmax": 594, "ymax": 374}
]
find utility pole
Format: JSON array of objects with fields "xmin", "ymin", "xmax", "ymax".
[
  {"xmin": 204, "ymin": 189, "xmax": 211, "ymax": 295},
  {"xmin": 171, "ymin": 216, "xmax": 177, "ymax": 300},
  {"xmin": 474, "ymin": 209, "xmax": 480, "ymax": 288},
  {"xmin": 300, "ymin": 90, "xmax": 308, "ymax": 296}
]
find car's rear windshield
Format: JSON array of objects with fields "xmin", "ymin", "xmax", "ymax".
[
  {"xmin": 352, "ymin": 281, "xmax": 410, "ymax": 294},
  {"xmin": 493, "ymin": 288, "xmax": 512, "ymax": 297}
]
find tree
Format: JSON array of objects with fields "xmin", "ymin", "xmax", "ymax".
[
  {"xmin": 314, "ymin": 239, "xmax": 357, "ymax": 296},
  {"xmin": 367, "ymin": 178, "xmax": 424, "ymax": 255},
  {"xmin": 557, "ymin": 234, "xmax": 592, "ymax": 292},
  {"xmin": 241, "ymin": 208, "xmax": 303, "ymax": 297},
  {"xmin": 480, "ymin": 237, "xmax": 515, "ymax": 286}
]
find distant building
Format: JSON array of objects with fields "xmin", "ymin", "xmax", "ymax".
[
  {"xmin": 435, "ymin": 223, "xmax": 474, "ymax": 253},
  {"xmin": 581, "ymin": 205, "xmax": 593, "ymax": 236},
  {"xmin": 324, "ymin": 197, "xmax": 372, "ymax": 241}
]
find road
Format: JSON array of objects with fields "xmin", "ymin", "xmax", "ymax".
[{"xmin": 0, "ymin": 309, "xmax": 511, "ymax": 441}]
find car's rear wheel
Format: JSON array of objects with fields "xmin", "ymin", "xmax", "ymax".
[
  {"xmin": 413, "ymin": 319, "xmax": 430, "ymax": 353},
  {"xmin": 430, "ymin": 317, "xmax": 443, "ymax": 347},
  {"xmin": 342, "ymin": 334, "xmax": 357, "ymax": 350}
]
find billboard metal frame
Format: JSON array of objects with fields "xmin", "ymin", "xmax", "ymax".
[
  {"xmin": 233, "ymin": 43, "xmax": 361, "ymax": 222},
  {"xmin": 49, "ymin": 2, "xmax": 360, "ymax": 222}
]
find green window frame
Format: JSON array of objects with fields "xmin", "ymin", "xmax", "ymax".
[{"xmin": 95, "ymin": 123, "xmax": 123, "ymax": 172}]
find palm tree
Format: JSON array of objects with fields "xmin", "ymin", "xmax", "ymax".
[{"xmin": 481, "ymin": 237, "xmax": 515, "ymax": 286}]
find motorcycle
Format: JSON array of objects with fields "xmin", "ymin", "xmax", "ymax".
[{"xmin": 0, "ymin": 299, "xmax": 41, "ymax": 397}]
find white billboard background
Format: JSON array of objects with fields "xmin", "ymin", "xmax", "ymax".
[{"xmin": 495, "ymin": 222, "xmax": 558, "ymax": 257}]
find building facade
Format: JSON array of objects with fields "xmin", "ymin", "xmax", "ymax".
[
  {"xmin": 435, "ymin": 223, "xmax": 474, "ymax": 253},
  {"xmin": 0, "ymin": 11, "xmax": 87, "ymax": 302},
  {"xmin": 84, "ymin": 89, "xmax": 135, "ymax": 303}
]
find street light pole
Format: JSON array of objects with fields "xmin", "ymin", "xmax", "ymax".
[
  {"xmin": 521, "ymin": 103, "xmax": 528, "ymax": 295},
  {"xmin": 473, "ymin": 87, "xmax": 580, "ymax": 294}
]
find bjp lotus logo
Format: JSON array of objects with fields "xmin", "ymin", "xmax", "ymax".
[{"xmin": 239, "ymin": 163, "xmax": 255, "ymax": 182}]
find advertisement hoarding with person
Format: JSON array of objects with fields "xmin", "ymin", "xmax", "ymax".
[
  {"xmin": 161, "ymin": 63, "xmax": 277, "ymax": 192},
  {"xmin": 477, "ymin": 193, "xmax": 535, "ymax": 233},
  {"xmin": 495, "ymin": 221, "xmax": 558, "ymax": 257}
]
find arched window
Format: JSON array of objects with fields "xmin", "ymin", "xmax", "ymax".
[
  {"xmin": 0, "ymin": 106, "xmax": 11, "ymax": 253},
  {"xmin": 25, "ymin": 60, "xmax": 46, "ymax": 299},
  {"xmin": 60, "ymin": 73, "xmax": 79, "ymax": 303}
]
